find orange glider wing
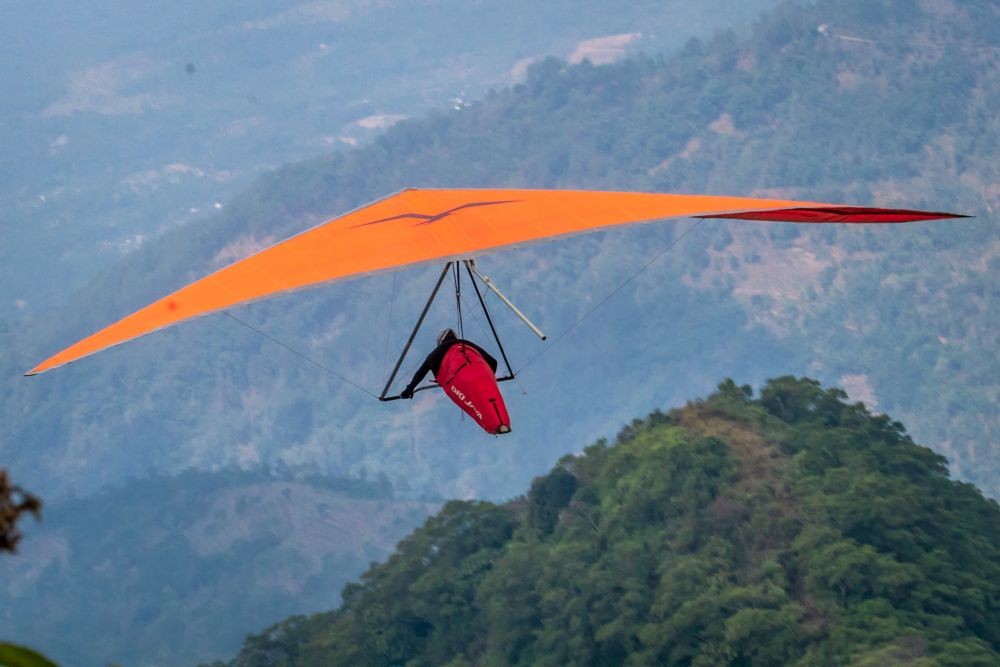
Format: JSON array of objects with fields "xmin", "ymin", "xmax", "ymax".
[{"xmin": 26, "ymin": 188, "xmax": 964, "ymax": 375}]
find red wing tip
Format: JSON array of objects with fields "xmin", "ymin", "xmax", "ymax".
[{"xmin": 695, "ymin": 206, "xmax": 970, "ymax": 223}]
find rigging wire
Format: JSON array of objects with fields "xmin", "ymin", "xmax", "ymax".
[
  {"xmin": 454, "ymin": 262, "xmax": 464, "ymax": 338},
  {"xmin": 515, "ymin": 218, "xmax": 705, "ymax": 375},
  {"xmin": 222, "ymin": 310, "xmax": 378, "ymax": 399},
  {"xmin": 382, "ymin": 272, "xmax": 399, "ymax": 378}
]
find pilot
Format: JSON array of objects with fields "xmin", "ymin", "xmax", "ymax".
[{"xmin": 401, "ymin": 328, "xmax": 510, "ymax": 434}]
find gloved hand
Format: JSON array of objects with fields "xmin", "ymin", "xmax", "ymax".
[{"xmin": 400, "ymin": 386, "xmax": 414, "ymax": 399}]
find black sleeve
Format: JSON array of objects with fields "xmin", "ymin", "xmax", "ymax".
[{"xmin": 404, "ymin": 352, "xmax": 436, "ymax": 393}]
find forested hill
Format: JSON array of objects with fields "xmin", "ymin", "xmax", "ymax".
[
  {"xmin": 5, "ymin": 0, "xmax": 997, "ymax": 505},
  {"xmin": 216, "ymin": 378, "xmax": 1000, "ymax": 667}
]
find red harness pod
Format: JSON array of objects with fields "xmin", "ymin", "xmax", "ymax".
[{"xmin": 436, "ymin": 343, "xmax": 511, "ymax": 434}]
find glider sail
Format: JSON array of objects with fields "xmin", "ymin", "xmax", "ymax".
[{"xmin": 26, "ymin": 188, "xmax": 965, "ymax": 376}]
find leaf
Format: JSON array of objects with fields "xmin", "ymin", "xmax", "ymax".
[{"xmin": 0, "ymin": 643, "xmax": 58, "ymax": 667}]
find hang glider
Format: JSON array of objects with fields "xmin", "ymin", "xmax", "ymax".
[{"xmin": 26, "ymin": 188, "xmax": 965, "ymax": 377}]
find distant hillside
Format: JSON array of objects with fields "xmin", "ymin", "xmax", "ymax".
[
  {"xmin": 217, "ymin": 378, "xmax": 1000, "ymax": 666},
  {"xmin": 0, "ymin": 470, "xmax": 438, "ymax": 667},
  {"xmin": 5, "ymin": 0, "xmax": 997, "ymax": 506}
]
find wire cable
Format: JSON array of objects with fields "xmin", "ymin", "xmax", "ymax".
[
  {"xmin": 454, "ymin": 263, "xmax": 464, "ymax": 338},
  {"xmin": 382, "ymin": 272, "xmax": 398, "ymax": 378},
  {"xmin": 515, "ymin": 218, "xmax": 705, "ymax": 374},
  {"xmin": 223, "ymin": 310, "xmax": 379, "ymax": 399}
]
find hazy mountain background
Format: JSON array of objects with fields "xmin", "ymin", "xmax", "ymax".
[
  {"xmin": 2, "ymin": 0, "xmax": 997, "ymax": 665},
  {"xmin": 1, "ymin": 470, "xmax": 437, "ymax": 667}
]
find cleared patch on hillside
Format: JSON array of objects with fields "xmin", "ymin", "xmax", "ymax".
[
  {"xmin": 43, "ymin": 55, "xmax": 174, "ymax": 118},
  {"xmin": 685, "ymin": 229, "xmax": 848, "ymax": 336},
  {"xmin": 839, "ymin": 373, "xmax": 878, "ymax": 409},
  {"xmin": 569, "ymin": 33, "xmax": 641, "ymax": 65},
  {"xmin": 673, "ymin": 403, "xmax": 786, "ymax": 493}
]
